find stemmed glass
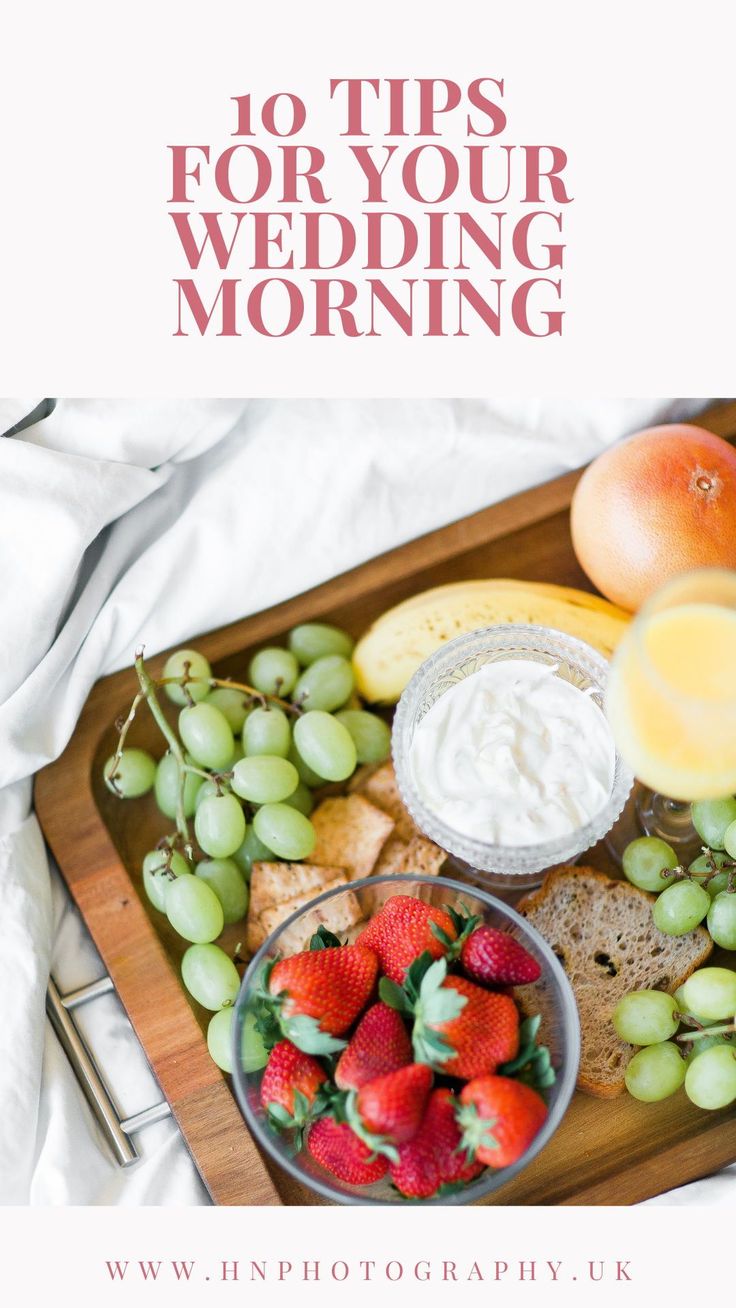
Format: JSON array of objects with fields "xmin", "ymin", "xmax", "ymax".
[{"xmin": 605, "ymin": 569, "xmax": 736, "ymax": 859}]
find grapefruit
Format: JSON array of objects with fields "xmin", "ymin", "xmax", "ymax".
[{"xmin": 570, "ymin": 423, "xmax": 736, "ymax": 611}]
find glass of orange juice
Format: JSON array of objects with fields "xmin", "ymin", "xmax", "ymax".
[{"xmin": 605, "ymin": 568, "xmax": 736, "ymax": 852}]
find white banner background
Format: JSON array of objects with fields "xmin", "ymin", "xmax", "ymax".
[{"xmin": 1, "ymin": 0, "xmax": 734, "ymax": 394}]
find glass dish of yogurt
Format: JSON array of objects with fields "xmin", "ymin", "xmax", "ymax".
[{"xmin": 392, "ymin": 625, "xmax": 634, "ymax": 883}]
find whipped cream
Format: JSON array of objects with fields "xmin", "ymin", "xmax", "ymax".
[{"xmin": 410, "ymin": 659, "xmax": 615, "ymax": 847}]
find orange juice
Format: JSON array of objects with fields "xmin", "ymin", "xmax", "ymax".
[{"xmin": 606, "ymin": 602, "xmax": 736, "ymax": 800}]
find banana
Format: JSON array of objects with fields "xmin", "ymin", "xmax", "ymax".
[{"xmin": 353, "ymin": 579, "xmax": 630, "ymax": 703}]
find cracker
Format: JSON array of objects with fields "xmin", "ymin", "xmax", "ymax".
[
  {"xmin": 311, "ymin": 794, "xmax": 394, "ymax": 881},
  {"xmin": 246, "ymin": 861, "xmax": 346, "ymax": 955},
  {"xmin": 370, "ymin": 835, "xmax": 447, "ymax": 912},
  {"xmin": 249, "ymin": 861, "xmax": 344, "ymax": 917},
  {"xmin": 356, "ymin": 760, "xmax": 417, "ymax": 842},
  {"xmin": 263, "ymin": 886, "xmax": 363, "ymax": 957}
]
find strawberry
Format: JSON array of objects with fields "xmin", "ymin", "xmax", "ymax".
[
  {"xmin": 388, "ymin": 1088, "xmax": 482, "ymax": 1199},
  {"xmin": 381, "ymin": 956, "xmax": 519, "ymax": 1079},
  {"xmin": 348, "ymin": 1063, "xmax": 433, "ymax": 1155},
  {"xmin": 456, "ymin": 1075, "xmax": 548, "ymax": 1168},
  {"xmin": 389, "ymin": 1128, "xmax": 439, "ymax": 1199},
  {"xmin": 260, "ymin": 1041, "xmax": 328, "ymax": 1142},
  {"xmin": 335, "ymin": 1002, "xmax": 412, "ymax": 1091},
  {"xmin": 266, "ymin": 944, "xmax": 378, "ymax": 1054},
  {"xmin": 461, "ymin": 926, "xmax": 542, "ymax": 987},
  {"xmin": 306, "ymin": 1117, "xmax": 389, "ymax": 1186},
  {"xmin": 422, "ymin": 1088, "xmax": 485, "ymax": 1188},
  {"xmin": 358, "ymin": 896, "xmax": 457, "ymax": 984}
]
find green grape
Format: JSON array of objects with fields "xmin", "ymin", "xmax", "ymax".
[
  {"xmin": 293, "ymin": 711, "xmax": 357, "ymax": 783},
  {"xmin": 678, "ymin": 967, "xmax": 736, "ymax": 1020},
  {"xmin": 207, "ymin": 1006, "xmax": 235, "ymax": 1073},
  {"xmin": 685, "ymin": 1033, "xmax": 734, "ymax": 1062},
  {"xmin": 622, "ymin": 837, "xmax": 678, "ymax": 893},
  {"xmin": 166, "ymin": 875, "xmax": 224, "ymax": 943},
  {"xmin": 243, "ymin": 706, "xmax": 291, "ymax": 758},
  {"xmin": 104, "ymin": 749, "xmax": 157, "ymax": 799},
  {"xmin": 240, "ymin": 1009, "xmax": 268, "ymax": 1072},
  {"xmin": 179, "ymin": 703, "xmax": 234, "ymax": 770},
  {"xmin": 283, "ymin": 781, "xmax": 314, "ymax": 817},
  {"xmin": 154, "ymin": 752, "xmax": 203, "ymax": 819},
  {"xmin": 195, "ymin": 858, "xmax": 249, "ymax": 924},
  {"xmin": 288, "ymin": 739, "xmax": 326, "ymax": 787},
  {"xmin": 691, "ymin": 797, "xmax": 736, "ymax": 851},
  {"xmin": 232, "ymin": 756, "xmax": 299, "ymax": 804},
  {"xmin": 248, "ymin": 647, "xmax": 299, "ymax": 697},
  {"xmin": 181, "ymin": 943, "xmax": 240, "ymax": 1010},
  {"xmin": 205, "ymin": 686, "xmax": 251, "ymax": 732},
  {"xmin": 163, "ymin": 649, "xmax": 212, "ymax": 705},
  {"xmin": 195, "ymin": 778, "xmax": 222, "ymax": 811},
  {"xmin": 689, "ymin": 852, "xmax": 731, "ymax": 898},
  {"xmin": 142, "ymin": 849, "xmax": 190, "ymax": 913},
  {"xmin": 707, "ymin": 892, "xmax": 736, "ymax": 950},
  {"xmin": 232, "ymin": 824, "xmax": 274, "ymax": 876},
  {"xmin": 652, "ymin": 880, "xmax": 710, "ymax": 936},
  {"xmin": 194, "ymin": 793, "xmax": 246, "ymax": 859},
  {"xmin": 684, "ymin": 1043, "xmax": 736, "ymax": 1109},
  {"xmin": 673, "ymin": 983, "xmax": 712, "ymax": 1027},
  {"xmin": 724, "ymin": 820, "xmax": 736, "ymax": 860},
  {"xmin": 253, "ymin": 803, "xmax": 316, "ymax": 861},
  {"xmin": 624, "ymin": 1041, "xmax": 686, "ymax": 1102},
  {"xmin": 226, "ymin": 738, "xmax": 245, "ymax": 768},
  {"xmin": 288, "ymin": 622, "xmax": 354, "ymax": 666},
  {"xmin": 334, "ymin": 709, "xmax": 392, "ymax": 765},
  {"xmin": 293, "ymin": 655, "xmax": 354, "ymax": 712},
  {"xmin": 613, "ymin": 990, "xmax": 679, "ymax": 1045}
]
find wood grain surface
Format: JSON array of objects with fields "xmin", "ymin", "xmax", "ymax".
[{"xmin": 35, "ymin": 400, "xmax": 736, "ymax": 1206}]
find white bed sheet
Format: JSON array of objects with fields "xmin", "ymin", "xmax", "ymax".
[{"xmin": 1, "ymin": 396, "xmax": 729, "ymax": 1206}]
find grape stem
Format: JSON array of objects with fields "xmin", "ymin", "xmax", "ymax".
[
  {"xmin": 134, "ymin": 651, "xmax": 193, "ymax": 859},
  {"xmin": 105, "ymin": 688, "xmax": 147, "ymax": 796},
  {"xmin": 158, "ymin": 674, "xmax": 302, "ymax": 716},
  {"xmin": 114, "ymin": 651, "xmax": 302, "ymax": 854},
  {"xmin": 677, "ymin": 1018, "xmax": 736, "ymax": 1043}
]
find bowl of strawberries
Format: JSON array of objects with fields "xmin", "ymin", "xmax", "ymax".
[{"xmin": 232, "ymin": 874, "xmax": 580, "ymax": 1204}]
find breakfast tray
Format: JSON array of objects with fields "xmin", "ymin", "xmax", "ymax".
[{"xmin": 35, "ymin": 400, "xmax": 736, "ymax": 1206}]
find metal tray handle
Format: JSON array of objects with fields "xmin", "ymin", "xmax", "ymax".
[{"xmin": 46, "ymin": 975, "xmax": 171, "ymax": 1167}]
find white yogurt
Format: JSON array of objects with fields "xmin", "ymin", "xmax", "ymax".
[{"xmin": 410, "ymin": 659, "xmax": 615, "ymax": 847}]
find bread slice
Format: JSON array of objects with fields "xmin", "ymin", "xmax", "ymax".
[{"xmin": 516, "ymin": 866, "xmax": 713, "ymax": 1098}]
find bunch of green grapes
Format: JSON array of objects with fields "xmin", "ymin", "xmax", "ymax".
[
  {"xmin": 612, "ymin": 967, "xmax": 736, "ymax": 1109},
  {"xmin": 102, "ymin": 622, "xmax": 391, "ymax": 1072},
  {"xmin": 622, "ymin": 796, "xmax": 736, "ymax": 949}
]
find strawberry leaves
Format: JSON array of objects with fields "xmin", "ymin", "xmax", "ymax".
[
  {"xmin": 454, "ymin": 1100, "xmax": 500, "ymax": 1163},
  {"xmin": 278, "ymin": 1011, "xmax": 348, "ymax": 1057},
  {"xmin": 343, "ymin": 1090, "xmax": 400, "ymax": 1165},
  {"xmin": 267, "ymin": 1087, "xmax": 334, "ymax": 1151},
  {"xmin": 380, "ymin": 954, "xmax": 467, "ymax": 1069},
  {"xmin": 499, "ymin": 1016, "xmax": 556, "ymax": 1092},
  {"xmin": 431, "ymin": 904, "xmax": 481, "ymax": 962},
  {"xmin": 309, "ymin": 926, "xmax": 344, "ymax": 951}
]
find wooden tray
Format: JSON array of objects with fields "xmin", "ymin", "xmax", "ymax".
[{"xmin": 35, "ymin": 400, "xmax": 736, "ymax": 1207}]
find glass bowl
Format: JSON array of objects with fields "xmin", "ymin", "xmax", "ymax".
[
  {"xmin": 231, "ymin": 873, "xmax": 580, "ymax": 1206},
  {"xmin": 392, "ymin": 624, "xmax": 634, "ymax": 883}
]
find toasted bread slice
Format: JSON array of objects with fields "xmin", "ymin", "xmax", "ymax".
[
  {"xmin": 310, "ymin": 794, "xmax": 394, "ymax": 881},
  {"xmin": 516, "ymin": 865, "xmax": 713, "ymax": 1098}
]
